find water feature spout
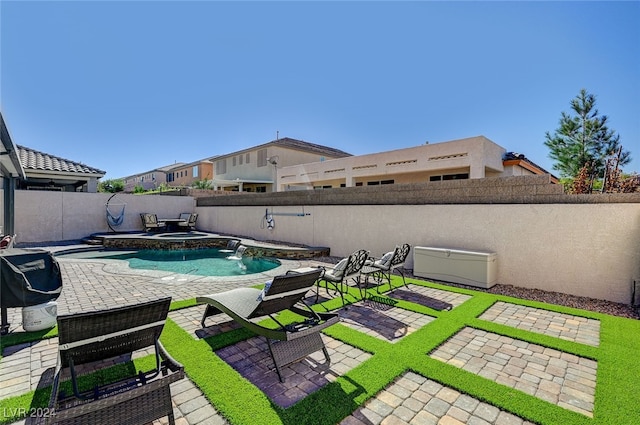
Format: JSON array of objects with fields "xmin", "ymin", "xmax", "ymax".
[
  {"xmin": 220, "ymin": 239, "xmax": 240, "ymax": 253},
  {"xmin": 226, "ymin": 245, "xmax": 247, "ymax": 272},
  {"xmin": 226, "ymin": 245, "xmax": 246, "ymax": 261}
]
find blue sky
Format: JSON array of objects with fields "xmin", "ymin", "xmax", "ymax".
[{"xmin": 2, "ymin": 1, "xmax": 639, "ymax": 180}]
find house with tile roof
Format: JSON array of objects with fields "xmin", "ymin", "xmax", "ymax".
[{"xmin": 15, "ymin": 145, "xmax": 105, "ymax": 192}]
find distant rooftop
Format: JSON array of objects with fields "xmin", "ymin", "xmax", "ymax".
[
  {"xmin": 17, "ymin": 145, "xmax": 105, "ymax": 175},
  {"xmin": 217, "ymin": 137, "xmax": 352, "ymax": 159},
  {"xmin": 504, "ymin": 151, "xmax": 558, "ymax": 181}
]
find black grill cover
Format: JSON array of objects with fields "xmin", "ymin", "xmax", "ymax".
[{"xmin": 0, "ymin": 249, "xmax": 62, "ymax": 308}]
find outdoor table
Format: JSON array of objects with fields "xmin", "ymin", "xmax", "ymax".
[
  {"xmin": 358, "ymin": 265, "xmax": 384, "ymax": 299},
  {"xmin": 160, "ymin": 218, "xmax": 187, "ymax": 232}
]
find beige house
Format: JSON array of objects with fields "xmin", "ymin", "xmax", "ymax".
[
  {"xmin": 275, "ymin": 136, "xmax": 557, "ymax": 191},
  {"xmin": 209, "ymin": 137, "xmax": 352, "ymax": 192}
]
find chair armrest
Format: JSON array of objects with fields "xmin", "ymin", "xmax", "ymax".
[{"xmin": 158, "ymin": 340, "xmax": 183, "ymax": 373}]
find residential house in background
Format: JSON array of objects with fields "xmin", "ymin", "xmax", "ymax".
[
  {"xmin": 122, "ymin": 163, "xmax": 185, "ymax": 192},
  {"xmin": 166, "ymin": 158, "xmax": 214, "ymax": 188},
  {"xmin": 274, "ymin": 136, "xmax": 558, "ymax": 191},
  {"xmin": 209, "ymin": 137, "xmax": 352, "ymax": 192},
  {"xmin": 15, "ymin": 145, "xmax": 105, "ymax": 192}
]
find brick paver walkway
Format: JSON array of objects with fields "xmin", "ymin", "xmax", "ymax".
[
  {"xmin": 0, "ymin": 245, "xmax": 608, "ymax": 424},
  {"xmin": 338, "ymin": 301, "xmax": 435, "ymax": 343},
  {"xmin": 217, "ymin": 334, "xmax": 371, "ymax": 408},
  {"xmin": 388, "ymin": 284, "xmax": 472, "ymax": 310},
  {"xmin": 342, "ymin": 371, "xmax": 537, "ymax": 425},
  {"xmin": 479, "ymin": 301, "xmax": 601, "ymax": 346},
  {"xmin": 429, "ymin": 327, "xmax": 598, "ymax": 417}
]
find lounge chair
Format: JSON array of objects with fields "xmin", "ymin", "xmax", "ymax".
[
  {"xmin": 366, "ymin": 244, "xmax": 411, "ymax": 290},
  {"xmin": 197, "ymin": 268, "xmax": 339, "ymax": 382},
  {"xmin": 46, "ymin": 298, "xmax": 184, "ymax": 425},
  {"xmin": 315, "ymin": 249, "xmax": 369, "ymax": 306},
  {"xmin": 140, "ymin": 213, "xmax": 166, "ymax": 232},
  {"xmin": 178, "ymin": 213, "xmax": 198, "ymax": 231}
]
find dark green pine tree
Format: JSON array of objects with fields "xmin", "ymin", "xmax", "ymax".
[{"xmin": 544, "ymin": 89, "xmax": 631, "ymax": 179}]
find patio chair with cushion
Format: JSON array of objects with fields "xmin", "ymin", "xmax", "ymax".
[
  {"xmin": 197, "ymin": 268, "xmax": 339, "ymax": 382},
  {"xmin": 46, "ymin": 297, "xmax": 184, "ymax": 425},
  {"xmin": 366, "ymin": 243, "xmax": 411, "ymax": 291},
  {"xmin": 314, "ymin": 249, "xmax": 369, "ymax": 306},
  {"xmin": 178, "ymin": 213, "xmax": 198, "ymax": 231},
  {"xmin": 140, "ymin": 213, "xmax": 166, "ymax": 232}
]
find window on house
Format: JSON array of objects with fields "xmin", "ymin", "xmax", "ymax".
[
  {"xmin": 193, "ymin": 166, "xmax": 198, "ymax": 178},
  {"xmin": 255, "ymin": 186, "xmax": 266, "ymax": 192},
  {"xmin": 245, "ymin": 153, "xmax": 250, "ymax": 164},
  {"xmin": 258, "ymin": 149, "xmax": 268, "ymax": 167},
  {"xmin": 232, "ymin": 157, "xmax": 237, "ymax": 166},
  {"xmin": 443, "ymin": 173, "xmax": 469, "ymax": 180},
  {"xmin": 239, "ymin": 155, "xmax": 243, "ymax": 165},
  {"xmin": 216, "ymin": 159, "xmax": 227, "ymax": 175},
  {"xmin": 430, "ymin": 173, "xmax": 469, "ymax": 181},
  {"xmin": 381, "ymin": 179, "xmax": 394, "ymax": 185}
]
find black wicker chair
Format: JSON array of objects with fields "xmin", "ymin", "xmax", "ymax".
[
  {"xmin": 46, "ymin": 297, "xmax": 184, "ymax": 425},
  {"xmin": 198, "ymin": 268, "xmax": 339, "ymax": 382},
  {"xmin": 315, "ymin": 249, "xmax": 369, "ymax": 306}
]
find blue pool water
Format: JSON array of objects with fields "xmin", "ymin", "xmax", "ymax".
[{"xmin": 69, "ymin": 248, "xmax": 280, "ymax": 276}]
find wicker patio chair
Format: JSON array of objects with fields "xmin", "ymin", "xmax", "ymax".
[
  {"xmin": 314, "ymin": 249, "xmax": 369, "ymax": 306},
  {"xmin": 197, "ymin": 268, "xmax": 339, "ymax": 382},
  {"xmin": 46, "ymin": 297, "xmax": 184, "ymax": 425},
  {"xmin": 365, "ymin": 243, "xmax": 411, "ymax": 290}
]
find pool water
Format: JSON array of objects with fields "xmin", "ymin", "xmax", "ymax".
[{"xmin": 75, "ymin": 248, "xmax": 280, "ymax": 276}]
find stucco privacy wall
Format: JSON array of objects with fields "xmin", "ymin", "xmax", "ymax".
[
  {"xmin": 196, "ymin": 200, "xmax": 640, "ymax": 305},
  {"xmin": 8, "ymin": 190, "xmax": 194, "ymax": 243}
]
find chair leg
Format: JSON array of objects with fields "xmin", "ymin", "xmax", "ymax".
[
  {"xmin": 201, "ymin": 304, "xmax": 217, "ymax": 328},
  {"xmin": 266, "ymin": 339, "xmax": 285, "ymax": 383}
]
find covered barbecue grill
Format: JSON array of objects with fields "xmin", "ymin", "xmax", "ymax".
[{"xmin": 1, "ymin": 248, "xmax": 62, "ymax": 335}]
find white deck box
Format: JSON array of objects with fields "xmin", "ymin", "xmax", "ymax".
[{"xmin": 413, "ymin": 247, "xmax": 497, "ymax": 288}]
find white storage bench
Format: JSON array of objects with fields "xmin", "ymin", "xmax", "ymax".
[{"xmin": 413, "ymin": 246, "xmax": 497, "ymax": 289}]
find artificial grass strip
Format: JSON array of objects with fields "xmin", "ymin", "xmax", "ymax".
[
  {"xmin": 591, "ymin": 315, "xmax": 640, "ymax": 424},
  {"xmin": 169, "ymin": 298, "xmax": 198, "ymax": 311},
  {"xmin": 160, "ymin": 318, "xmax": 284, "ymax": 425},
  {"xmin": 0, "ymin": 326, "xmax": 58, "ymax": 354}
]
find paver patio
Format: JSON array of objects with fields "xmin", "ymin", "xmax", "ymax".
[{"xmin": 1, "ymin": 243, "xmax": 636, "ymax": 424}]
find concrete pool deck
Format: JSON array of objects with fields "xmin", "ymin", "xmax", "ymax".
[{"xmin": 0, "ymin": 242, "xmax": 607, "ymax": 424}]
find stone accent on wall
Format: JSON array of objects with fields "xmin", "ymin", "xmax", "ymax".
[{"xmin": 100, "ymin": 234, "xmax": 329, "ymax": 259}]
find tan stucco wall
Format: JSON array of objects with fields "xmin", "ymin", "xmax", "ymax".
[
  {"xmin": 196, "ymin": 203, "xmax": 640, "ymax": 305},
  {"xmin": 4, "ymin": 185, "xmax": 639, "ymax": 305},
  {"xmin": 11, "ymin": 191, "xmax": 194, "ymax": 243}
]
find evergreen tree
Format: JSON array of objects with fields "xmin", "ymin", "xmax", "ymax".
[{"xmin": 544, "ymin": 89, "xmax": 630, "ymax": 179}]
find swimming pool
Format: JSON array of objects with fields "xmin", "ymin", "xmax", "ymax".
[{"xmin": 61, "ymin": 248, "xmax": 281, "ymax": 276}]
